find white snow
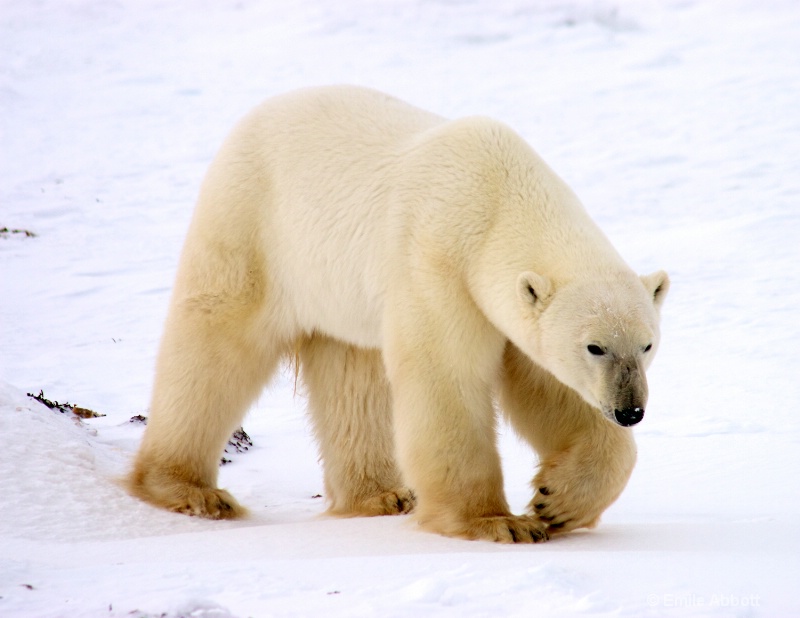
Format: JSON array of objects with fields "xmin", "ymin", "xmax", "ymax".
[{"xmin": 2, "ymin": 0, "xmax": 799, "ymax": 616}]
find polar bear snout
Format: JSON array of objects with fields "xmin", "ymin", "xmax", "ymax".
[{"xmin": 613, "ymin": 407, "xmax": 645, "ymax": 427}]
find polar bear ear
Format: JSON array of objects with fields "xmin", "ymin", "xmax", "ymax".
[
  {"xmin": 517, "ymin": 271, "xmax": 552, "ymax": 306},
  {"xmin": 641, "ymin": 270, "xmax": 670, "ymax": 309}
]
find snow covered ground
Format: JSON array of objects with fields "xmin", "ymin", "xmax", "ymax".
[{"xmin": 2, "ymin": 0, "xmax": 799, "ymax": 615}]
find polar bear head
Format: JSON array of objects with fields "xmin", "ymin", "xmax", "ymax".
[{"xmin": 516, "ymin": 271, "xmax": 669, "ymax": 426}]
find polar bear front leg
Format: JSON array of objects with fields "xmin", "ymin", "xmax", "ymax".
[
  {"xmin": 384, "ymin": 301, "xmax": 548, "ymax": 544},
  {"xmin": 499, "ymin": 343, "xmax": 637, "ymax": 534},
  {"xmin": 298, "ymin": 334, "xmax": 415, "ymax": 517}
]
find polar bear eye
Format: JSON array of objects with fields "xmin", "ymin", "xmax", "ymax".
[
  {"xmin": 587, "ymin": 344, "xmax": 605, "ymax": 356},
  {"xmin": 643, "ymin": 343, "xmax": 653, "ymax": 352}
]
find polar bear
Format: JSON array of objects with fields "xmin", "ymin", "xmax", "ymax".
[{"xmin": 128, "ymin": 85, "xmax": 668, "ymax": 543}]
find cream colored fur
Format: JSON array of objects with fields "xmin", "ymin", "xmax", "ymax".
[
  {"xmin": 298, "ymin": 334, "xmax": 414, "ymax": 516},
  {"xmin": 128, "ymin": 85, "xmax": 668, "ymax": 543}
]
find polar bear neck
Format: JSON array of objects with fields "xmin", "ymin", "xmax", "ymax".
[{"xmin": 472, "ymin": 133, "xmax": 631, "ymax": 284}]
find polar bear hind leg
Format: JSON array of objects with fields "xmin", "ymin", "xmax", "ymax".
[
  {"xmin": 128, "ymin": 228, "xmax": 295, "ymax": 518},
  {"xmin": 298, "ymin": 334, "xmax": 415, "ymax": 516}
]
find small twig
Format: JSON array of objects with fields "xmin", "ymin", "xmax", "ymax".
[
  {"xmin": 1, "ymin": 227, "xmax": 37, "ymax": 238},
  {"xmin": 27, "ymin": 390, "xmax": 105, "ymax": 417}
]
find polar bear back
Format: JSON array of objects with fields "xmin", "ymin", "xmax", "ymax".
[{"xmin": 185, "ymin": 85, "xmax": 627, "ymax": 349}]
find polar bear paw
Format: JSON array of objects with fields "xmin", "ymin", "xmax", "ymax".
[
  {"xmin": 128, "ymin": 469, "xmax": 247, "ymax": 520},
  {"xmin": 351, "ymin": 488, "xmax": 417, "ymax": 516},
  {"xmin": 529, "ymin": 468, "xmax": 602, "ymax": 534},
  {"xmin": 530, "ymin": 440, "xmax": 635, "ymax": 535},
  {"xmin": 456, "ymin": 514, "xmax": 549, "ymax": 543},
  {"xmin": 172, "ymin": 485, "xmax": 247, "ymax": 519}
]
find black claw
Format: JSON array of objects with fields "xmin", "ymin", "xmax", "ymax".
[
  {"xmin": 539, "ymin": 515, "xmax": 555, "ymax": 522},
  {"xmin": 534, "ymin": 502, "xmax": 546, "ymax": 511},
  {"xmin": 549, "ymin": 520, "xmax": 570, "ymax": 530},
  {"xmin": 538, "ymin": 487, "xmax": 551, "ymax": 496}
]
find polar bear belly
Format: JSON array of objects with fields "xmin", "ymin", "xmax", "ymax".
[{"xmin": 266, "ymin": 197, "xmax": 391, "ymax": 349}]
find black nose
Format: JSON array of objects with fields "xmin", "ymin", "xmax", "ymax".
[{"xmin": 614, "ymin": 407, "xmax": 644, "ymax": 427}]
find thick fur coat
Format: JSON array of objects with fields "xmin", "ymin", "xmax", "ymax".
[{"xmin": 129, "ymin": 86, "xmax": 668, "ymax": 542}]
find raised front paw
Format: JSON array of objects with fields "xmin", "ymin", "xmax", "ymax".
[
  {"xmin": 530, "ymin": 484, "xmax": 595, "ymax": 534},
  {"xmin": 529, "ymin": 462, "xmax": 616, "ymax": 534}
]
